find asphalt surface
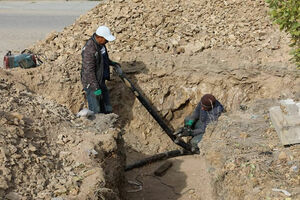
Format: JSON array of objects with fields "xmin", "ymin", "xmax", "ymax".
[{"xmin": 0, "ymin": 1, "xmax": 99, "ymax": 65}]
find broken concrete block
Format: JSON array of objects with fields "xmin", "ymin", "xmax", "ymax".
[
  {"xmin": 269, "ymin": 99, "xmax": 300, "ymax": 145},
  {"xmin": 280, "ymin": 99, "xmax": 299, "ymax": 115}
]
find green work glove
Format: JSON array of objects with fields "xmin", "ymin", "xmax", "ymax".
[
  {"xmin": 93, "ymin": 89, "xmax": 102, "ymax": 96},
  {"xmin": 185, "ymin": 119, "xmax": 194, "ymax": 128}
]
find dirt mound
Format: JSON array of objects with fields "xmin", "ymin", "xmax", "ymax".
[
  {"xmin": 0, "ymin": 70, "xmax": 124, "ymax": 199},
  {"xmin": 33, "ymin": 0, "xmax": 290, "ymax": 54},
  {"xmin": 200, "ymin": 99, "xmax": 300, "ymax": 199}
]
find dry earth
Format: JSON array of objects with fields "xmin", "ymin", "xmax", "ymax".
[
  {"xmin": 0, "ymin": 70, "xmax": 125, "ymax": 199},
  {"xmin": 1, "ymin": 0, "xmax": 300, "ymax": 199}
]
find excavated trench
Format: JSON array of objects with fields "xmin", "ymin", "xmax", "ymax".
[
  {"xmin": 107, "ymin": 50, "xmax": 299, "ymax": 154},
  {"xmin": 104, "ymin": 50, "xmax": 300, "ymax": 200},
  {"xmin": 6, "ymin": 48, "xmax": 300, "ymax": 199}
]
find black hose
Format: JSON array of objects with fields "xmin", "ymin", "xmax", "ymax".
[
  {"xmin": 125, "ymin": 149, "xmax": 193, "ymax": 171},
  {"xmin": 112, "ymin": 65, "xmax": 194, "ymax": 152}
]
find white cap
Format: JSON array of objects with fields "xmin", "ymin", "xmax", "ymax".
[{"xmin": 95, "ymin": 26, "xmax": 115, "ymax": 42}]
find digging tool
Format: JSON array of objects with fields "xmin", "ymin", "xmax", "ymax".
[
  {"xmin": 111, "ymin": 64, "xmax": 197, "ymax": 153},
  {"xmin": 154, "ymin": 161, "xmax": 173, "ymax": 176}
]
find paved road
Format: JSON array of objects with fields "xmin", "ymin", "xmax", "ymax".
[{"xmin": 0, "ymin": 1, "xmax": 99, "ymax": 65}]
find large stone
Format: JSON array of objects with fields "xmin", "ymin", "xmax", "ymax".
[
  {"xmin": 5, "ymin": 192, "xmax": 22, "ymax": 200},
  {"xmin": 269, "ymin": 99, "xmax": 300, "ymax": 145},
  {"xmin": 280, "ymin": 99, "xmax": 299, "ymax": 115}
]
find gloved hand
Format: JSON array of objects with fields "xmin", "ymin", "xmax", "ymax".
[
  {"xmin": 174, "ymin": 127, "xmax": 193, "ymax": 137},
  {"xmin": 110, "ymin": 61, "xmax": 120, "ymax": 67},
  {"xmin": 111, "ymin": 62, "xmax": 123, "ymax": 75},
  {"xmin": 184, "ymin": 119, "xmax": 194, "ymax": 128},
  {"xmin": 93, "ymin": 89, "xmax": 102, "ymax": 96}
]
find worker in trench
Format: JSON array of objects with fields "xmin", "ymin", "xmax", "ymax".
[
  {"xmin": 80, "ymin": 26, "xmax": 120, "ymax": 114},
  {"xmin": 175, "ymin": 94, "xmax": 224, "ymax": 149}
]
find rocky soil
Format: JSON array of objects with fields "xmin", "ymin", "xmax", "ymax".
[
  {"xmin": 1, "ymin": 0, "xmax": 300, "ymax": 199},
  {"xmin": 0, "ymin": 70, "xmax": 125, "ymax": 199},
  {"xmin": 201, "ymin": 100, "xmax": 300, "ymax": 200}
]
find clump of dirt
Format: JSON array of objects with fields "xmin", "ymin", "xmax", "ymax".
[{"xmin": 0, "ymin": 70, "xmax": 125, "ymax": 199}]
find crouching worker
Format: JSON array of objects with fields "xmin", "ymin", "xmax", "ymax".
[
  {"xmin": 175, "ymin": 94, "xmax": 224, "ymax": 148},
  {"xmin": 81, "ymin": 26, "xmax": 120, "ymax": 114}
]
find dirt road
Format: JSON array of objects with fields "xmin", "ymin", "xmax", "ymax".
[{"xmin": 0, "ymin": 1, "xmax": 99, "ymax": 64}]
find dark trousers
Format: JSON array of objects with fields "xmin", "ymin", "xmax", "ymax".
[
  {"xmin": 84, "ymin": 83, "xmax": 112, "ymax": 114},
  {"xmin": 184, "ymin": 116, "xmax": 204, "ymax": 147}
]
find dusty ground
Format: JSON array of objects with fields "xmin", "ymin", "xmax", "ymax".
[
  {"xmin": 125, "ymin": 152, "xmax": 215, "ymax": 200},
  {"xmin": 0, "ymin": 0, "xmax": 300, "ymax": 199}
]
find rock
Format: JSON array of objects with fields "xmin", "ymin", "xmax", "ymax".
[
  {"xmin": 87, "ymin": 149, "xmax": 98, "ymax": 156},
  {"xmin": 11, "ymin": 112, "xmax": 24, "ymax": 121},
  {"xmin": 240, "ymin": 132, "xmax": 250, "ymax": 139},
  {"xmin": 0, "ymin": 147, "xmax": 7, "ymax": 160},
  {"xmin": 175, "ymin": 46, "xmax": 185, "ymax": 54},
  {"xmin": 278, "ymin": 151, "xmax": 288, "ymax": 161},
  {"xmin": 45, "ymin": 31, "xmax": 58, "ymax": 44},
  {"xmin": 165, "ymin": 110, "xmax": 173, "ymax": 121},
  {"xmin": 51, "ymin": 197, "xmax": 64, "ymax": 200},
  {"xmin": 269, "ymin": 99, "xmax": 300, "ymax": 145},
  {"xmin": 290, "ymin": 165, "xmax": 299, "ymax": 173},
  {"xmin": 0, "ymin": 178, "xmax": 9, "ymax": 190},
  {"xmin": 189, "ymin": 189, "xmax": 195, "ymax": 194},
  {"xmin": 54, "ymin": 186, "xmax": 67, "ymax": 195},
  {"xmin": 28, "ymin": 144, "xmax": 37, "ymax": 152},
  {"xmin": 5, "ymin": 192, "xmax": 22, "ymax": 200},
  {"xmin": 69, "ymin": 187, "xmax": 79, "ymax": 196}
]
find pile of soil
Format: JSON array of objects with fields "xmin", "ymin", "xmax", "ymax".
[
  {"xmin": 0, "ymin": 70, "xmax": 125, "ymax": 199},
  {"xmin": 1, "ymin": 0, "xmax": 300, "ymax": 199},
  {"xmin": 201, "ymin": 99, "xmax": 300, "ymax": 199}
]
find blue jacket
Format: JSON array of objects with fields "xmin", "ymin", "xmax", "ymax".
[{"xmin": 187, "ymin": 100, "xmax": 224, "ymax": 136}]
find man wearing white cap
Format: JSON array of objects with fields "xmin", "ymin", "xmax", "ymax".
[{"xmin": 81, "ymin": 26, "xmax": 119, "ymax": 114}]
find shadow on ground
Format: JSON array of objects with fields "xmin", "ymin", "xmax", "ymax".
[
  {"xmin": 124, "ymin": 147, "xmax": 188, "ymax": 200},
  {"xmin": 107, "ymin": 61, "xmax": 191, "ymax": 199},
  {"xmin": 108, "ymin": 60, "xmax": 149, "ymax": 128},
  {"xmin": 108, "ymin": 61, "xmax": 215, "ymax": 200}
]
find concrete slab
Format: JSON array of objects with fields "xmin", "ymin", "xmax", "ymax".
[{"xmin": 269, "ymin": 99, "xmax": 300, "ymax": 145}]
